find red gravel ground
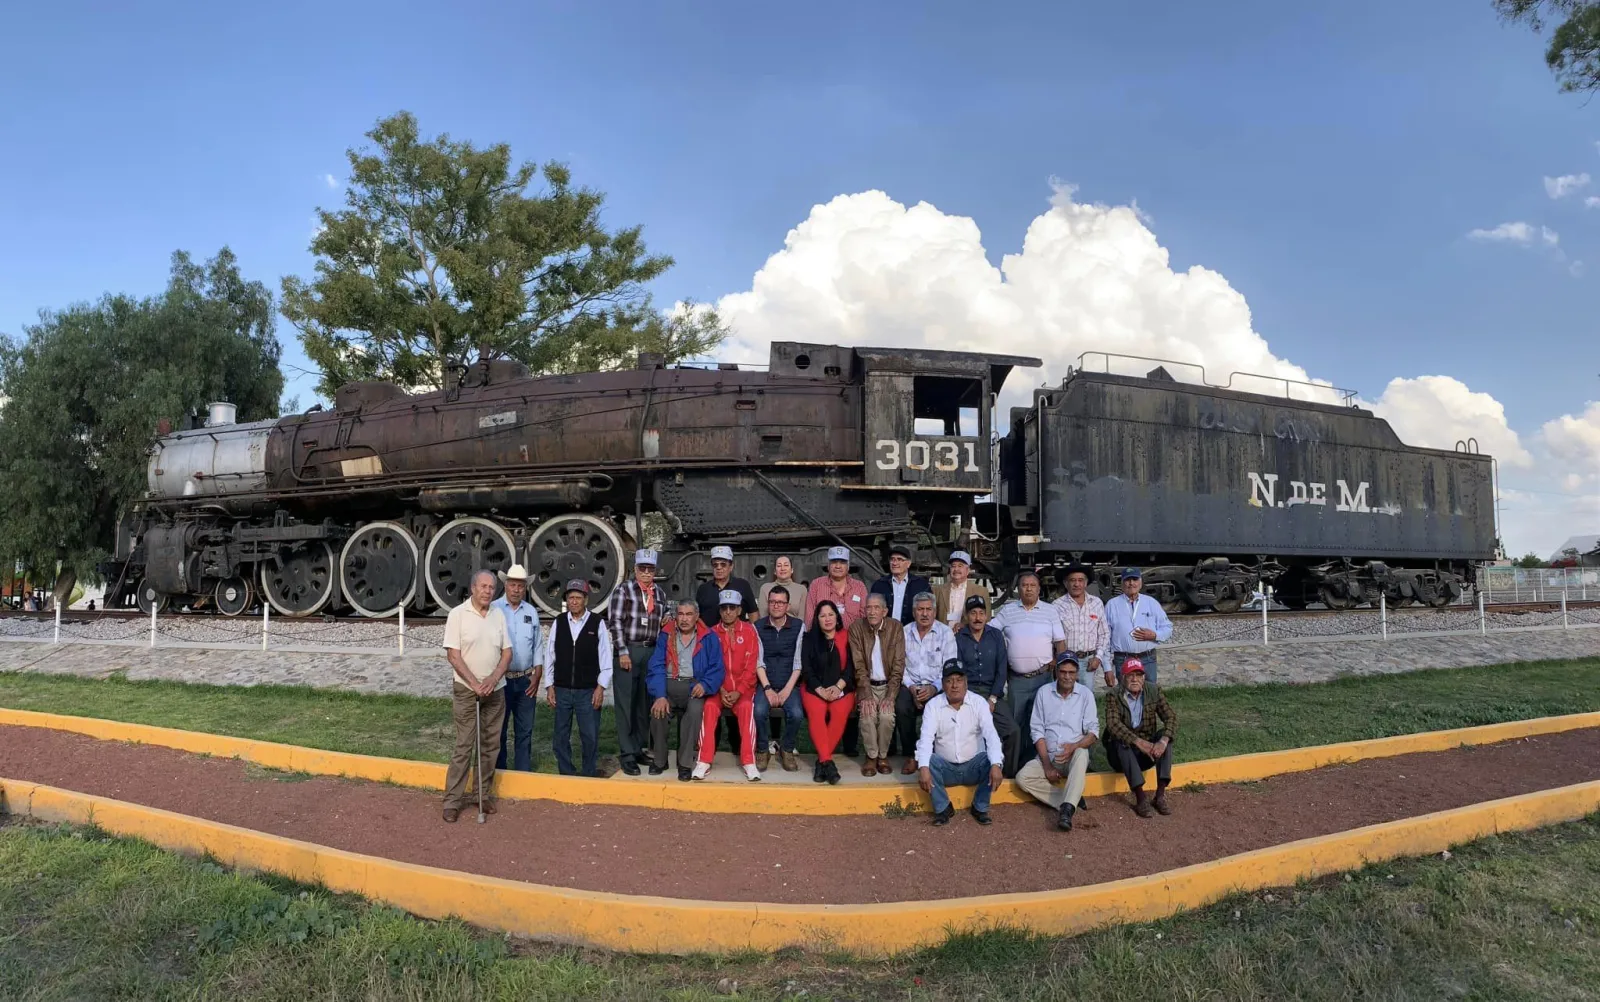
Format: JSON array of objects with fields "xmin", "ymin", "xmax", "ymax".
[{"xmin": 2, "ymin": 724, "xmax": 1597, "ymax": 904}]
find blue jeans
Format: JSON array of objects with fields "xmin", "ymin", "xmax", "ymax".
[
  {"xmin": 1113, "ymin": 650, "xmax": 1159, "ymax": 687},
  {"xmin": 754, "ymin": 683, "xmax": 805, "ymax": 753},
  {"xmin": 496, "ymin": 674, "xmax": 538, "ymax": 771},
  {"xmin": 928, "ymin": 752, "xmax": 993, "ymax": 815},
  {"xmin": 552, "ymin": 687, "xmax": 600, "ymax": 777}
]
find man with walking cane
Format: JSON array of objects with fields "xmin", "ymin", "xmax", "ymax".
[{"xmin": 441, "ymin": 570, "xmax": 512, "ymax": 823}]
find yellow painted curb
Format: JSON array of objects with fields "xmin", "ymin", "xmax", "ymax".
[
  {"xmin": 2, "ymin": 706, "xmax": 1597, "ymax": 816},
  {"xmin": 3, "ymin": 775, "xmax": 1597, "ymax": 956}
]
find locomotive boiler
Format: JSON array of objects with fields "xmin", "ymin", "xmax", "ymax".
[
  {"xmin": 105, "ymin": 343, "xmax": 1500, "ymax": 618},
  {"xmin": 108, "ymin": 343, "xmax": 1038, "ymax": 617}
]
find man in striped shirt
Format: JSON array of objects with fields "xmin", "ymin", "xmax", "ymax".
[
  {"xmin": 607, "ymin": 549, "xmax": 670, "ymax": 776},
  {"xmin": 1052, "ymin": 564, "xmax": 1113, "ymax": 689}
]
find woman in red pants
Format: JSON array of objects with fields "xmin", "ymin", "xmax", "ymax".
[{"xmin": 800, "ymin": 600, "xmax": 856, "ymax": 784}]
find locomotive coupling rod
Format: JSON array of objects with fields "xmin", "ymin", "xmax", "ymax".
[{"xmin": 750, "ymin": 470, "xmax": 885, "ymax": 577}]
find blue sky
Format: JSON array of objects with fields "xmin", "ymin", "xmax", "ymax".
[{"xmin": 2, "ymin": 0, "xmax": 1596, "ymax": 552}]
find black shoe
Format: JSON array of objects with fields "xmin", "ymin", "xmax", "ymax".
[
  {"xmin": 932, "ymin": 806, "xmax": 956, "ymax": 826},
  {"xmin": 1077, "ymin": 797, "xmax": 1090, "ymax": 812},
  {"xmin": 969, "ymin": 806, "xmax": 992, "ymax": 826},
  {"xmin": 826, "ymin": 761, "xmax": 841, "ymax": 785},
  {"xmin": 621, "ymin": 759, "xmax": 641, "ymax": 777},
  {"xmin": 1058, "ymin": 802, "xmax": 1075, "ymax": 831},
  {"xmin": 648, "ymin": 761, "xmax": 667, "ymax": 776},
  {"xmin": 812, "ymin": 761, "xmax": 825, "ymax": 783},
  {"xmin": 678, "ymin": 767, "xmax": 692, "ymax": 782}
]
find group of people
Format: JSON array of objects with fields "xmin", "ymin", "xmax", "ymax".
[{"xmin": 439, "ymin": 544, "xmax": 1179, "ymax": 830}]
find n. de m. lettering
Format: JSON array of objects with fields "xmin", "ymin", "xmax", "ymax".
[{"xmin": 1247, "ymin": 473, "xmax": 1370, "ymax": 512}]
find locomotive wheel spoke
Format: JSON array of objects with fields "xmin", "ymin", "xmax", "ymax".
[
  {"xmin": 424, "ymin": 517, "xmax": 514, "ymax": 612},
  {"xmin": 341, "ymin": 521, "xmax": 419, "ymax": 617},
  {"xmin": 135, "ymin": 579, "xmax": 169, "ymax": 615},
  {"xmin": 259, "ymin": 542, "xmax": 335, "ymax": 618}
]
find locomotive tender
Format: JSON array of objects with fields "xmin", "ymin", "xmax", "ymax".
[{"xmin": 105, "ymin": 343, "xmax": 1498, "ymax": 618}]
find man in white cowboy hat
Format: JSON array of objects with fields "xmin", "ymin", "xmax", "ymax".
[
  {"xmin": 605, "ymin": 547, "xmax": 670, "ymax": 775},
  {"xmin": 934, "ymin": 550, "xmax": 991, "ymax": 628},
  {"xmin": 695, "ymin": 545, "xmax": 757, "ymax": 627},
  {"xmin": 492, "ymin": 563, "xmax": 544, "ymax": 772},
  {"xmin": 804, "ymin": 544, "xmax": 868, "ymax": 628},
  {"xmin": 542, "ymin": 578, "xmax": 613, "ymax": 777}
]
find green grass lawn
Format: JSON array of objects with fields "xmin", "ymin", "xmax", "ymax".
[
  {"xmin": 2, "ymin": 658, "xmax": 1596, "ymax": 773},
  {"xmin": 1, "ymin": 812, "xmax": 1596, "ymax": 1001}
]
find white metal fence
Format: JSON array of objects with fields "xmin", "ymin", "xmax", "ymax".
[{"xmin": 1475, "ymin": 565, "xmax": 1600, "ymax": 605}]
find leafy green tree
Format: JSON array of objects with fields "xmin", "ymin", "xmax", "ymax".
[
  {"xmin": 281, "ymin": 112, "xmax": 726, "ymax": 399},
  {"xmin": 0, "ymin": 250, "xmax": 283, "ymax": 602},
  {"xmin": 1497, "ymin": 1, "xmax": 1600, "ymax": 92},
  {"xmin": 1513, "ymin": 551, "xmax": 1547, "ymax": 568}
]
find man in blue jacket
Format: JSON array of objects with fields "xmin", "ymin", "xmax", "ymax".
[
  {"xmin": 870, "ymin": 544, "xmax": 933, "ymax": 625},
  {"xmin": 648, "ymin": 599, "xmax": 726, "ymax": 781}
]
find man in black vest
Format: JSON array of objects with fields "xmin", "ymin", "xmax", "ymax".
[
  {"xmin": 754, "ymin": 586, "xmax": 805, "ymax": 772},
  {"xmin": 542, "ymin": 578, "xmax": 614, "ymax": 777}
]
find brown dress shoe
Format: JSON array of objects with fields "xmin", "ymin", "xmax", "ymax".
[
  {"xmin": 781, "ymin": 750, "xmax": 800, "ymax": 771},
  {"xmin": 482, "ymin": 799, "xmax": 498, "ymax": 815},
  {"xmin": 876, "ymin": 758, "xmax": 891, "ymax": 775},
  {"xmin": 861, "ymin": 760, "xmax": 878, "ymax": 777},
  {"xmin": 757, "ymin": 752, "xmax": 772, "ymax": 771},
  {"xmin": 1133, "ymin": 789, "xmax": 1154, "ymax": 818},
  {"xmin": 900, "ymin": 758, "xmax": 919, "ymax": 775},
  {"xmin": 1152, "ymin": 786, "xmax": 1171, "ymax": 815},
  {"xmin": 443, "ymin": 808, "xmax": 460, "ymax": 823}
]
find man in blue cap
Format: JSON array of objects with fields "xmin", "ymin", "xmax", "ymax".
[{"xmin": 1102, "ymin": 568, "xmax": 1173, "ymax": 685}]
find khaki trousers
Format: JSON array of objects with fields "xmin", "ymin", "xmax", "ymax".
[
  {"xmin": 857, "ymin": 682, "xmax": 896, "ymax": 759},
  {"xmin": 443, "ymin": 683, "xmax": 505, "ymax": 810},
  {"xmin": 1015, "ymin": 747, "xmax": 1089, "ymax": 809}
]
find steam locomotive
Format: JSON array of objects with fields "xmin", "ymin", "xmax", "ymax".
[{"xmin": 104, "ymin": 342, "xmax": 1498, "ymax": 618}]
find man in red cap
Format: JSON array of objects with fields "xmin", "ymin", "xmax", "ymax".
[{"xmin": 1102, "ymin": 657, "xmax": 1179, "ymax": 817}]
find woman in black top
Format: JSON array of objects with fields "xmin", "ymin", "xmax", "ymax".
[{"xmin": 800, "ymin": 600, "xmax": 856, "ymax": 784}]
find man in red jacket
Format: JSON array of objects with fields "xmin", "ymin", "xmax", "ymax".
[{"xmin": 695, "ymin": 589, "xmax": 764, "ymax": 781}]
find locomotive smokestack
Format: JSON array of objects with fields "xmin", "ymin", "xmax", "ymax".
[
  {"xmin": 206, "ymin": 402, "xmax": 237, "ymax": 427},
  {"xmin": 636, "ymin": 352, "xmax": 665, "ymax": 370}
]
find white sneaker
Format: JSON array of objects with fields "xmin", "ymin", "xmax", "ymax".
[
  {"xmin": 743, "ymin": 763, "xmax": 762, "ymax": 782},
  {"xmin": 691, "ymin": 762, "xmax": 711, "ymax": 781}
]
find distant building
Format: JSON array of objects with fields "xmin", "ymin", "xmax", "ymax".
[{"xmin": 1549, "ymin": 534, "xmax": 1600, "ymax": 567}]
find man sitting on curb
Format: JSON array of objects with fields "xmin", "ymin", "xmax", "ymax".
[
  {"xmin": 696, "ymin": 590, "xmax": 763, "ymax": 782},
  {"xmin": 1102, "ymin": 657, "xmax": 1179, "ymax": 818},
  {"xmin": 647, "ymin": 600, "xmax": 725, "ymax": 781},
  {"xmin": 916, "ymin": 660, "xmax": 1004, "ymax": 827},
  {"xmin": 1015, "ymin": 652, "xmax": 1099, "ymax": 831}
]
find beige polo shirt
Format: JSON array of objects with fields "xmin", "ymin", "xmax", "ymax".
[{"xmin": 443, "ymin": 601, "xmax": 511, "ymax": 691}]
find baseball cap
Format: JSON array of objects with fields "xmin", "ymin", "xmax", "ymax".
[
  {"xmin": 710, "ymin": 545, "xmax": 734, "ymax": 562},
  {"xmin": 963, "ymin": 594, "xmax": 987, "ymax": 612},
  {"xmin": 634, "ymin": 548, "xmax": 658, "ymax": 567},
  {"xmin": 827, "ymin": 545, "xmax": 850, "ymax": 562},
  {"xmin": 1121, "ymin": 567, "xmax": 1143, "ymax": 581},
  {"xmin": 941, "ymin": 658, "xmax": 967, "ymax": 679},
  {"xmin": 1121, "ymin": 657, "xmax": 1146, "ymax": 675},
  {"xmin": 563, "ymin": 579, "xmax": 589, "ymax": 597},
  {"xmin": 1055, "ymin": 651, "xmax": 1080, "ymax": 666},
  {"xmin": 718, "ymin": 589, "xmax": 742, "ymax": 607},
  {"xmin": 949, "ymin": 550, "xmax": 972, "ymax": 565}
]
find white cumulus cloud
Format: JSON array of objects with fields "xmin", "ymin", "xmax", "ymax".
[
  {"xmin": 1544, "ymin": 173, "xmax": 1591, "ymax": 199},
  {"xmin": 1586, "ymin": 196, "xmax": 1600, "ymax": 209},
  {"xmin": 1364, "ymin": 376, "xmax": 1533, "ymax": 468},
  {"xmin": 1542, "ymin": 401, "xmax": 1600, "ymax": 473},
  {"xmin": 1466, "ymin": 221, "xmax": 1558, "ymax": 247},
  {"xmin": 323, "ymin": 173, "xmax": 339, "ymax": 189}
]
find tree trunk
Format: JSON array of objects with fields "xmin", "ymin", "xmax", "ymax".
[{"xmin": 52, "ymin": 567, "xmax": 78, "ymax": 610}]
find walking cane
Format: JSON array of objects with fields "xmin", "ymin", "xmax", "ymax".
[{"xmin": 475, "ymin": 696, "xmax": 486, "ymax": 824}]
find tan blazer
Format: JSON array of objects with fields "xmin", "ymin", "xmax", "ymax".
[
  {"xmin": 848, "ymin": 617, "xmax": 905, "ymax": 693},
  {"xmin": 935, "ymin": 580, "xmax": 992, "ymax": 625}
]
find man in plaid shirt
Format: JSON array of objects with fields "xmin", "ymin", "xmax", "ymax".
[
  {"xmin": 1052, "ymin": 564, "xmax": 1112, "ymax": 689},
  {"xmin": 607, "ymin": 548, "xmax": 670, "ymax": 775}
]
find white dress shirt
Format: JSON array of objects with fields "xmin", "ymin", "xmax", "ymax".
[
  {"xmin": 943, "ymin": 581, "xmax": 969, "ymax": 627},
  {"xmin": 541, "ymin": 610, "xmax": 614, "ymax": 690},
  {"xmin": 870, "ymin": 635, "xmax": 886, "ymax": 682},
  {"xmin": 903, "ymin": 620, "xmax": 958, "ymax": 689},
  {"xmin": 991, "ymin": 600, "xmax": 1066, "ymax": 674},
  {"xmin": 916, "ymin": 692, "xmax": 1004, "ymax": 767},
  {"xmin": 1029, "ymin": 682, "xmax": 1100, "ymax": 761},
  {"xmin": 890, "ymin": 576, "xmax": 909, "ymax": 619}
]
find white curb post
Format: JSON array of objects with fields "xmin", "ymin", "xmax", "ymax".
[
  {"xmin": 1479, "ymin": 590, "xmax": 1486, "ymax": 636},
  {"xmin": 1562, "ymin": 591, "xmax": 1569, "ymax": 629},
  {"xmin": 1260, "ymin": 580, "xmax": 1269, "ymax": 646},
  {"xmin": 1380, "ymin": 592, "xmax": 1387, "ymax": 641},
  {"xmin": 398, "ymin": 605, "xmax": 406, "ymax": 655},
  {"xmin": 262, "ymin": 602, "xmax": 269, "ymax": 651},
  {"xmin": 149, "ymin": 603, "xmax": 157, "ymax": 648},
  {"xmin": 53, "ymin": 601, "xmax": 61, "ymax": 644}
]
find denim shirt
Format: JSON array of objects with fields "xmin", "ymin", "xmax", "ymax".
[
  {"xmin": 955, "ymin": 625, "xmax": 1007, "ymax": 699},
  {"xmin": 491, "ymin": 597, "xmax": 543, "ymax": 674}
]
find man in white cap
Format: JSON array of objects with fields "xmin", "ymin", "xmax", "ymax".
[
  {"xmin": 695, "ymin": 589, "xmax": 764, "ymax": 781},
  {"xmin": 606, "ymin": 548, "xmax": 670, "ymax": 775},
  {"xmin": 492, "ymin": 563, "xmax": 543, "ymax": 772},
  {"xmin": 804, "ymin": 544, "xmax": 868, "ymax": 629},
  {"xmin": 934, "ymin": 550, "xmax": 990, "ymax": 628},
  {"xmin": 542, "ymin": 578, "xmax": 613, "ymax": 777},
  {"xmin": 696, "ymin": 545, "xmax": 757, "ymax": 627}
]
